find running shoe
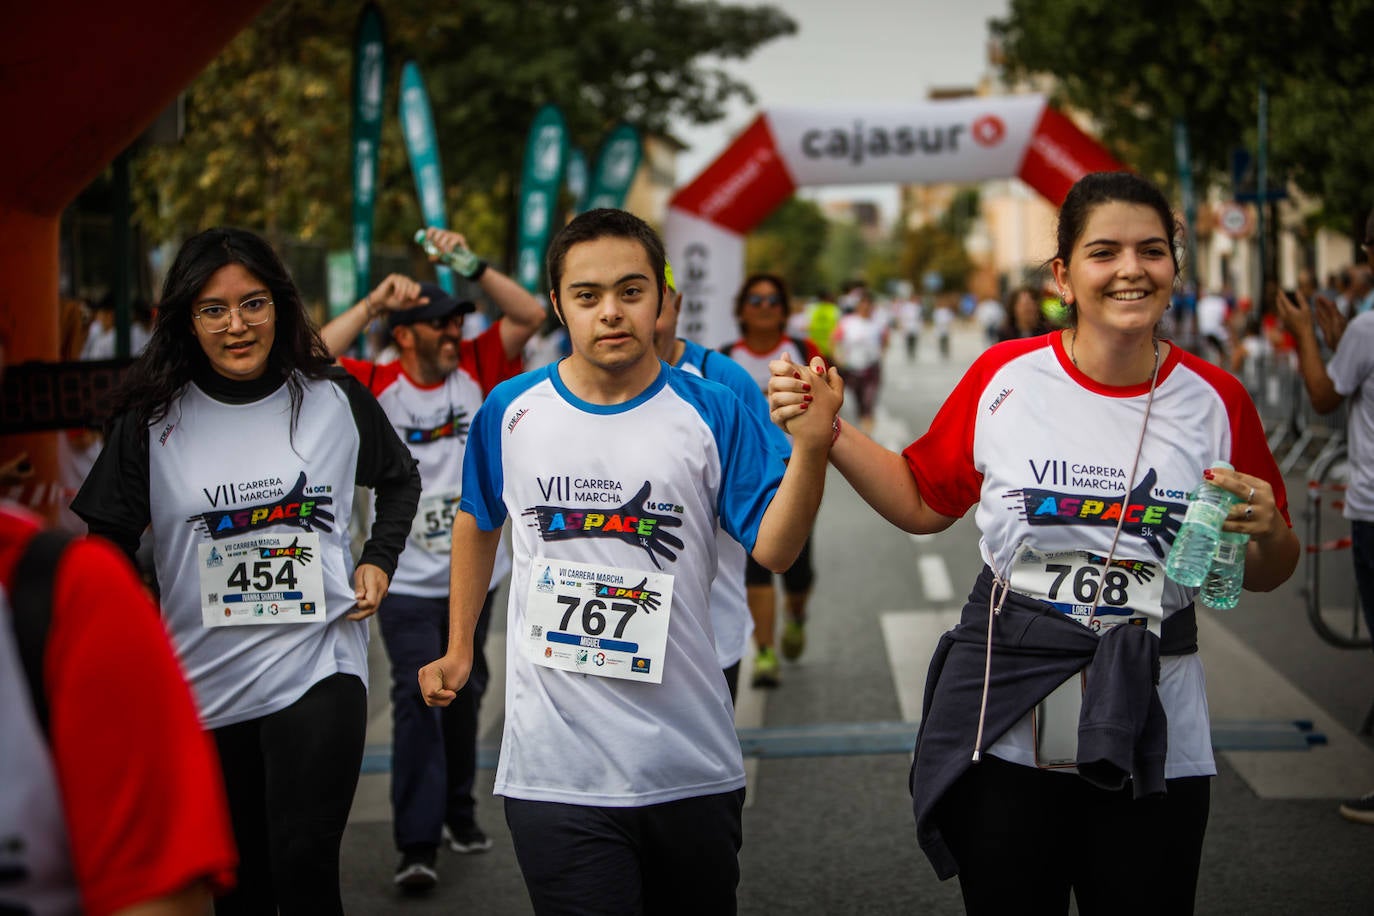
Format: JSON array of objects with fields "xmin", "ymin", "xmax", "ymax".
[
  {"xmin": 1339, "ymin": 791, "xmax": 1374, "ymax": 825},
  {"xmin": 781, "ymin": 618, "xmax": 807, "ymax": 661},
  {"xmin": 751, "ymin": 646, "xmax": 781, "ymax": 688},
  {"xmin": 443, "ymin": 823, "xmax": 494, "ymax": 854},
  {"xmin": 394, "ymin": 848, "xmax": 438, "ymax": 892}
]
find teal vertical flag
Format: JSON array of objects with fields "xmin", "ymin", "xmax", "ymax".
[
  {"xmin": 583, "ymin": 123, "xmax": 642, "ymax": 212},
  {"xmin": 399, "ymin": 60, "xmax": 453, "ymax": 293},
  {"xmin": 566, "ymin": 147, "xmax": 589, "ymax": 214},
  {"xmin": 350, "ymin": 3, "xmax": 386, "ymax": 303},
  {"xmin": 515, "ymin": 104, "xmax": 568, "ymax": 293}
]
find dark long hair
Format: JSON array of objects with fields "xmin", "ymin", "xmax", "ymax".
[{"xmin": 108, "ymin": 227, "xmax": 333, "ymax": 429}]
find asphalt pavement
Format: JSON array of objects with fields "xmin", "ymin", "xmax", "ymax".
[{"xmin": 340, "ymin": 321, "xmax": 1374, "ymax": 915}]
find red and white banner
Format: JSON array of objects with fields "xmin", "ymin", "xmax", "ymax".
[{"xmin": 666, "ymin": 95, "xmax": 1123, "ymax": 347}]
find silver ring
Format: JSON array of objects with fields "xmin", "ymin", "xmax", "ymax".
[
  {"xmin": 1245, "ymin": 504, "xmax": 1254, "ymax": 520},
  {"xmin": 1248, "ymin": 486, "xmax": 1255, "ymax": 502}
]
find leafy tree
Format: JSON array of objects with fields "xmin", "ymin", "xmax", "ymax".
[
  {"xmin": 133, "ymin": 0, "xmax": 796, "ymax": 264},
  {"xmin": 899, "ymin": 223, "xmax": 973, "ymax": 294},
  {"xmin": 745, "ymin": 196, "xmax": 829, "ymax": 295},
  {"xmin": 819, "ymin": 221, "xmax": 869, "ymax": 292},
  {"xmin": 991, "ymin": 0, "xmax": 1374, "ymax": 236}
]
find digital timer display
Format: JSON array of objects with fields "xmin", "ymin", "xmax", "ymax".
[{"xmin": 0, "ymin": 359, "xmax": 133, "ymax": 434}]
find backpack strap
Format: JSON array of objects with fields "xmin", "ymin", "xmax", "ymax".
[{"xmin": 11, "ymin": 529, "xmax": 73, "ymax": 739}]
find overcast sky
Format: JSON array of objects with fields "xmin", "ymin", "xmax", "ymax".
[{"xmin": 668, "ymin": 0, "xmax": 1012, "ymax": 221}]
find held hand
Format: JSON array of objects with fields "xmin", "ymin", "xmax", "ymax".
[
  {"xmin": 422, "ymin": 227, "xmax": 470, "ymax": 257},
  {"xmin": 368, "ymin": 274, "xmax": 427, "ymax": 315},
  {"xmin": 1205, "ymin": 466, "xmax": 1283, "ymax": 541},
  {"xmin": 767, "ymin": 354, "xmax": 843, "ymax": 446},
  {"xmin": 347, "ymin": 563, "xmax": 390, "ymax": 620},
  {"xmin": 419, "ymin": 652, "xmax": 473, "ymax": 707}
]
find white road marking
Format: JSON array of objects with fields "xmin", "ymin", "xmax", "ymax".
[{"xmin": 916, "ymin": 554, "xmax": 955, "ymax": 604}]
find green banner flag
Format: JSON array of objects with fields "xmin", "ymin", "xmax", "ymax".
[
  {"xmin": 515, "ymin": 104, "xmax": 568, "ymax": 293},
  {"xmin": 399, "ymin": 60, "xmax": 453, "ymax": 293},
  {"xmin": 350, "ymin": 3, "xmax": 386, "ymax": 303},
  {"xmin": 583, "ymin": 122, "xmax": 642, "ymax": 212},
  {"xmin": 566, "ymin": 147, "xmax": 588, "ymax": 213}
]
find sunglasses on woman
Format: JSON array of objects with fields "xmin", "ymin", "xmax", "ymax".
[{"xmin": 745, "ymin": 294, "xmax": 783, "ymax": 307}]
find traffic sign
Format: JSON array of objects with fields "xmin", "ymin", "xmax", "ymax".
[{"xmin": 1218, "ymin": 203, "xmax": 1253, "ymax": 238}]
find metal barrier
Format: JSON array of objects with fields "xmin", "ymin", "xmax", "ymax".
[
  {"xmin": 1248, "ymin": 347, "xmax": 1346, "ymax": 475},
  {"xmin": 1303, "ymin": 444, "xmax": 1370, "ymax": 650},
  {"xmin": 1303, "ymin": 443, "xmax": 1374, "ymax": 736}
]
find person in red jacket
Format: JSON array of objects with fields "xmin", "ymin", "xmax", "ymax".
[{"xmin": 0, "ymin": 502, "xmax": 237, "ymax": 916}]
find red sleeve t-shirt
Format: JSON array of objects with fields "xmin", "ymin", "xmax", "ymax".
[{"xmin": 0, "ymin": 506, "xmax": 237, "ymax": 915}]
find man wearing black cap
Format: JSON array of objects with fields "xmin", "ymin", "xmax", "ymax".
[{"xmin": 320, "ymin": 227, "xmax": 546, "ymax": 891}]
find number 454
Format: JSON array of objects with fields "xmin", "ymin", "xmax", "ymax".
[{"xmin": 227, "ymin": 560, "xmax": 298, "ymax": 592}]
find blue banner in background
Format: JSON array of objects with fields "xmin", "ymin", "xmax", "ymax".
[
  {"xmin": 583, "ymin": 123, "xmax": 642, "ymax": 212},
  {"xmin": 399, "ymin": 60, "xmax": 453, "ymax": 293},
  {"xmin": 349, "ymin": 3, "xmax": 386, "ymax": 310},
  {"xmin": 515, "ymin": 104, "xmax": 568, "ymax": 293}
]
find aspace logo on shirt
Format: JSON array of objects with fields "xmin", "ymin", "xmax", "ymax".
[
  {"xmin": 403, "ymin": 406, "xmax": 470, "ymax": 445},
  {"xmin": 1005, "ymin": 465, "xmax": 1184, "ymax": 558},
  {"xmin": 522, "ymin": 481, "xmax": 685, "ymax": 569},
  {"xmin": 189, "ymin": 471, "xmax": 335, "ymax": 538}
]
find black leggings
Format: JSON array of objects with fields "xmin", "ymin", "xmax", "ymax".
[
  {"xmin": 936, "ymin": 755, "xmax": 1210, "ymax": 916},
  {"xmin": 505, "ymin": 789, "xmax": 745, "ymax": 915},
  {"xmin": 212, "ymin": 672, "xmax": 367, "ymax": 916},
  {"xmin": 745, "ymin": 534, "xmax": 814, "ymax": 593}
]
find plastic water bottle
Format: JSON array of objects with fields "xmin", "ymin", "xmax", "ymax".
[
  {"xmin": 1200, "ymin": 529, "xmax": 1249, "ymax": 609},
  {"xmin": 1164, "ymin": 460, "xmax": 1240, "ymax": 588},
  {"xmin": 414, "ymin": 229, "xmax": 485, "ymax": 278}
]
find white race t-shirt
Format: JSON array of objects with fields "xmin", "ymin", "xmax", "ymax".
[
  {"xmin": 342, "ymin": 324, "xmax": 521, "ymax": 596},
  {"xmin": 1328, "ymin": 312, "xmax": 1374, "ymax": 521},
  {"xmin": 462, "ymin": 362, "xmax": 787, "ymax": 806},
  {"xmin": 833, "ymin": 312, "xmax": 887, "ymax": 371},
  {"xmin": 904, "ymin": 334, "xmax": 1289, "ymax": 779},
  {"xmin": 148, "ymin": 378, "xmax": 367, "ymax": 729}
]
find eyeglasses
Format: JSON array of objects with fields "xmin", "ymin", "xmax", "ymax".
[
  {"xmin": 745, "ymin": 294, "xmax": 783, "ymax": 307},
  {"xmin": 194, "ymin": 297, "xmax": 273, "ymax": 332}
]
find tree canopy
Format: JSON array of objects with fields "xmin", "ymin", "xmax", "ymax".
[
  {"xmin": 133, "ymin": 0, "xmax": 797, "ymax": 261},
  {"xmin": 991, "ymin": 0, "xmax": 1374, "ymax": 235},
  {"xmin": 745, "ymin": 196, "xmax": 830, "ymax": 295}
]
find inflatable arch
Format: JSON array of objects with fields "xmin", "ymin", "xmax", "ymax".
[{"xmin": 664, "ymin": 95, "xmax": 1124, "ymax": 347}]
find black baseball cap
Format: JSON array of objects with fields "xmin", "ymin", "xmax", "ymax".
[{"xmin": 387, "ymin": 282, "xmax": 477, "ymax": 330}]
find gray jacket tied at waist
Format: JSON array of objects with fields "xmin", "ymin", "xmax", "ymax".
[{"xmin": 911, "ymin": 565, "xmax": 1168, "ymax": 880}]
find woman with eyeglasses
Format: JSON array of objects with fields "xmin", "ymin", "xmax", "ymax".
[
  {"xmin": 719, "ymin": 273, "xmax": 821, "ymax": 687},
  {"xmin": 72, "ymin": 227, "xmax": 420, "ymax": 915},
  {"xmin": 768, "ymin": 172, "xmax": 1299, "ymax": 915}
]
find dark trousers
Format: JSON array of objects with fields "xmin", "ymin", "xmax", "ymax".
[
  {"xmin": 745, "ymin": 535, "xmax": 814, "ymax": 594},
  {"xmin": 936, "ymin": 755, "xmax": 1210, "ymax": 916},
  {"xmin": 377, "ymin": 588, "xmax": 493, "ymax": 851},
  {"xmin": 504, "ymin": 788, "xmax": 746, "ymax": 915},
  {"xmin": 722, "ymin": 660, "xmax": 740, "ymax": 703},
  {"xmin": 839, "ymin": 364, "xmax": 882, "ymax": 419},
  {"xmin": 212, "ymin": 672, "xmax": 366, "ymax": 916},
  {"xmin": 1350, "ymin": 519, "xmax": 1374, "ymax": 653}
]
